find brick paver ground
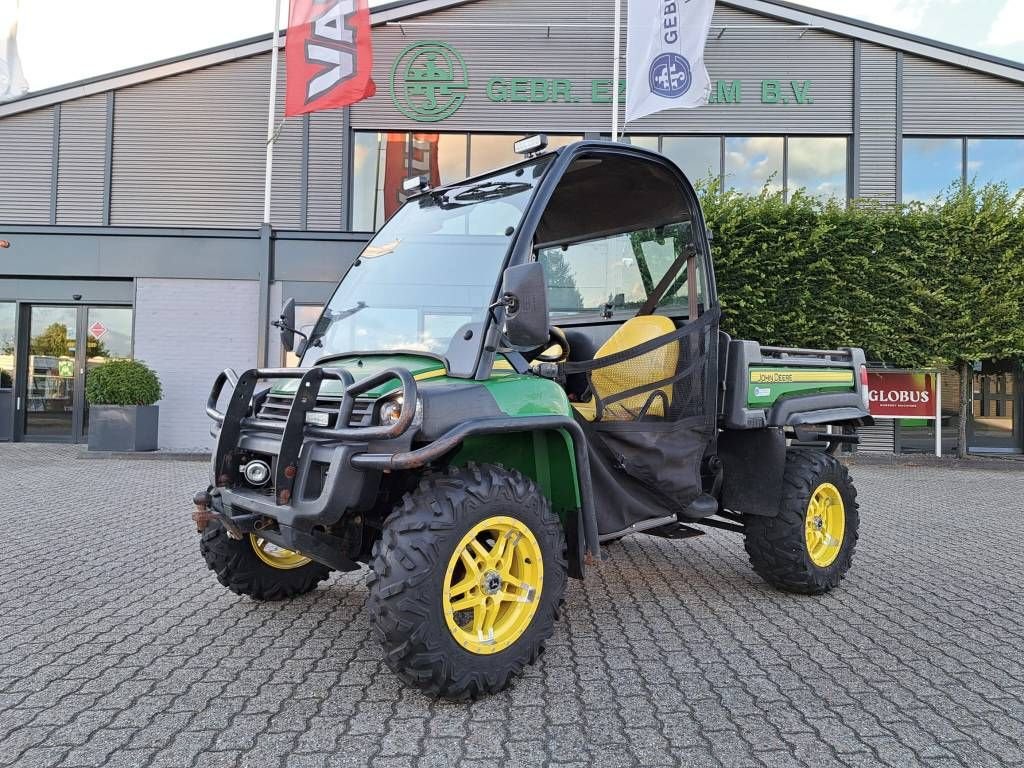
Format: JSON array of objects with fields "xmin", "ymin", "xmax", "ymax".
[{"xmin": 1, "ymin": 444, "xmax": 1022, "ymax": 768}]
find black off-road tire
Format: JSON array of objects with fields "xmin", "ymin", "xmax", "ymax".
[
  {"xmin": 200, "ymin": 521, "xmax": 331, "ymax": 600},
  {"xmin": 743, "ymin": 448, "xmax": 859, "ymax": 595},
  {"xmin": 367, "ymin": 464, "xmax": 568, "ymax": 700}
]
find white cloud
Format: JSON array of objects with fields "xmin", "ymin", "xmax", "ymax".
[
  {"xmin": 795, "ymin": 0, "xmax": 946, "ymax": 33},
  {"xmin": 987, "ymin": 1, "xmax": 1024, "ymax": 46}
]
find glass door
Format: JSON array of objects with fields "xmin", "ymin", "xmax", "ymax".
[
  {"xmin": 0, "ymin": 303, "xmax": 14, "ymax": 441},
  {"xmin": 16, "ymin": 305, "xmax": 134, "ymax": 443},
  {"xmin": 23, "ymin": 306, "xmax": 79, "ymax": 440},
  {"xmin": 969, "ymin": 361, "xmax": 1022, "ymax": 454}
]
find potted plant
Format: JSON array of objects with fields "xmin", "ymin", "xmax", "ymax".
[{"xmin": 86, "ymin": 360, "xmax": 162, "ymax": 452}]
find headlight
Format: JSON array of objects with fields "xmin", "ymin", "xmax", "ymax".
[
  {"xmin": 242, "ymin": 459, "xmax": 271, "ymax": 487},
  {"xmin": 378, "ymin": 396, "xmax": 404, "ymax": 426}
]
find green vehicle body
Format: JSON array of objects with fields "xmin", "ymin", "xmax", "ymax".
[{"xmin": 200, "ymin": 138, "xmax": 871, "ymax": 579}]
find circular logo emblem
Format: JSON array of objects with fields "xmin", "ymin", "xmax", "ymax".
[
  {"xmin": 391, "ymin": 41, "xmax": 469, "ymax": 123},
  {"xmin": 649, "ymin": 52, "xmax": 693, "ymax": 99}
]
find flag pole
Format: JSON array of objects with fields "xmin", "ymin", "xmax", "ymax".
[
  {"xmin": 611, "ymin": 0, "xmax": 622, "ymax": 141},
  {"xmin": 263, "ymin": 0, "xmax": 283, "ymax": 225}
]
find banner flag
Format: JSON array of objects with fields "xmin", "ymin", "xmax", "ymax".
[
  {"xmin": 285, "ymin": 0, "xmax": 375, "ymax": 117},
  {"xmin": 0, "ymin": 0, "xmax": 29, "ymax": 103},
  {"xmin": 625, "ymin": 0, "xmax": 715, "ymax": 123}
]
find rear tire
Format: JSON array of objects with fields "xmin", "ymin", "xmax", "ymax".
[
  {"xmin": 200, "ymin": 521, "xmax": 331, "ymax": 600},
  {"xmin": 367, "ymin": 464, "xmax": 567, "ymax": 700},
  {"xmin": 743, "ymin": 448, "xmax": 859, "ymax": 595}
]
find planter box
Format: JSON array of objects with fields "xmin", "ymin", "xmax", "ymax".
[{"xmin": 87, "ymin": 405, "xmax": 159, "ymax": 452}]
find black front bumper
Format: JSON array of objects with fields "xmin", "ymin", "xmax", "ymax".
[{"xmin": 201, "ymin": 365, "xmax": 420, "ymax": 567}]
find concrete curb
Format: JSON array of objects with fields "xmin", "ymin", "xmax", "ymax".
[
  {"xmin": 842, "ymin": 452, "xmax": 1024, "ymax": 471},
  {"xmin": 77, "ymin": 450, "xmax": 210, "ymax": 462}
]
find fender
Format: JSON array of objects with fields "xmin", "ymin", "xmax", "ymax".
[{"xmin": 350, "ymin": 414, "xmax": 599, "ymax": 579}]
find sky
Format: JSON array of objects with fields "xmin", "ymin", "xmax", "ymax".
[{"xmin": 2, "ymin": 0, "xmax": 1023, "ymax": 94}]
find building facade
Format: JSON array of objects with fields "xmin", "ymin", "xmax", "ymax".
[{"xmin": 0, "ymin": 0, "xmax": 1022, "ymax": 452}]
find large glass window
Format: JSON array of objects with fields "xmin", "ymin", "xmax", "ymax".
[
  {"xmin": 351, "ymin": 133, "xmax": 474, "ymax": 232},
  {"xmin": 662, "ymin": 136, "xmax": 721, "ymax": 186},
  {"xmin": 902, "ymin": 138, "xmax": 962, "ymax": 203},
  {"xmin": 352, "ymin": 132, "xmax": 580, "ymax": 231},
  {"xmin": 725, "ymin": 137, "xmax": 784, "ymax": 195},
  {"xmin": 625, "ymin": 135, "xmax": 659, "ymax": 152},
  {"xmin": 967, "ymin": 139, "xmax": 1024, "ymax": 192},
  {"xmin": 787, "ymin": 137, "xmax": 848, "ymax": 201},
  {"xmin": 468, "ymin": 134, "xmax": 580, "ymax": 176}
]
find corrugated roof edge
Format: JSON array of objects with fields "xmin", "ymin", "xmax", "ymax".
[{"xmin": 1, "ymin": 0, "xmax": 1021, "ymax": 119}]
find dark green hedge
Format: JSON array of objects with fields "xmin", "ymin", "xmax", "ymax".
[
  {"xmin": 700, "ymin": 182, "xmax": 1024, "ymax": 367},
  {"xmin": 86, "ymin": 359, "xmax": 162, "ymax": 406}
]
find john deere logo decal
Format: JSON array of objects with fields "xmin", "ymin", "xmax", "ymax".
[{"xmin": 391, "ymin": 41, "xmax": 469, "ymax": 122}]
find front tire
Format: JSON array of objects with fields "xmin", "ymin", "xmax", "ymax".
[
  {"xmin": 200, "ymin": 522, "xmax": 331, "ymax": 600},
  {"xmin": 743, "ymin": 448, "xmax": 859, "ymax": 595},
  {"xmin": 367, "ymin": 464, "xmax": 567, "ymax": 700}
]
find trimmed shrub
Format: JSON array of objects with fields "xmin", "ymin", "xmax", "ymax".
[
  {"xmin": 0, "ymin": 369, "xmax": 11, "ymax": 390},
  {"xmin": 86, "ymin": 360, "xmax": 162, "ymax": 406},
  {"xmin": 698, "ymin": 180, "xmax": 1024, "ymax": 368}
]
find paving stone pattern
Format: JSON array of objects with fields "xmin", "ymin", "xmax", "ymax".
[{"xmin": 1, "ymin": 444, "xmax": 1022, "ymax": 767}]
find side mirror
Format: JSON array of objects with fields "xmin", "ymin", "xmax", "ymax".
[
  {"xmin": 277, "ymin": 298, "xmax": 296, "ymax": 353},
  {"xmin": 499, "ymin": 262, "xmax": 549, "ymax": 349}
]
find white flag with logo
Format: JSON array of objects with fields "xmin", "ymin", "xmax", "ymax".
[
  {"xmin": 625, "ymin": 0, "xmax": 715, "ymax": 122},
  {"xmin": 0, "ymin": 0, "xmax": 28, "ymax": 102}
]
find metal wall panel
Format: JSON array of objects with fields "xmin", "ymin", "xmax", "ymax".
[
  {"xmin": 56, "ymin": 95, "xmax": 107, "ymax": 225},
  {"xmin": 0, "ymin": 107, "xmax": 53, "ymax": 224},
  {"xmin": 307, "ymin": 110, "xmax": 345, "ymax": 231},
  {"xmin": 856, "ymin": 420, "xmax": 895, "ymax": 453},
  {"xmin": 857, "ymin": 44, "xmax": 898, "ymax": 202},
  {"xmin": 351, "ymin": 2, "xmax": 853, "ymax": 134},
  {"xmin": 903, "ymin": 55, "xmax": 1024, "ymax": 135},
  {"xmin": 111, "ymin": 54, "xmax": 301, "ymax": 229}
]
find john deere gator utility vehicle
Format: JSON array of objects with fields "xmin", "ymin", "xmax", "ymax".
[{"xmin": 193, "ymin": 136, "xmax": 871, "ymax": 699}]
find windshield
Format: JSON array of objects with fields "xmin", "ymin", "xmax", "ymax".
[{"xmin": 303, "ymin": 157, "xmax": 551, "ymax": 364}]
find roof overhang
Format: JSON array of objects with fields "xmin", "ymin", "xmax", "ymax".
[{"xmin": 2, "ymin": 0, "xmax": 1022, "ymax": 119}]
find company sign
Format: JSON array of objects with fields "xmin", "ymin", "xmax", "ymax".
[
  {"xmin": 389, "ymin": 42, "xmax": 816, "ymax": 122},
  {"xmin": 867, "ymin": 370, "xmax": 937, "ymax": 419}
]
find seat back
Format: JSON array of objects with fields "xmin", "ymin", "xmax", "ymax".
[{"xmin": 590, "ymin": 315, "xmax": 679, "ymax": 420}]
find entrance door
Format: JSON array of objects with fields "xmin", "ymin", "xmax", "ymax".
[
  {"xmin": 15, "ymin": 305, "xmax": 134, "ymax": 443},
  {"xmin": 969, "ymin": 361, "xmax": 1023, "ymax": 454}
]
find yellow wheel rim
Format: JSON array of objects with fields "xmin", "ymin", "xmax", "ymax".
[
  {"xmin": 249, "ymin": 534, "xmax": 312, "ymax": 570},
  {"xmin": 805, "ymin": 482, "xmax": 845, "ymax": 568},
  {"xmin": 442, "ymin": 516, "xmax": 544, "ymax": 655}
]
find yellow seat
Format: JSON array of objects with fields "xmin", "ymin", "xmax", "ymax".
[{"xmin": 572, "ymin": 315, "xmax": 679, "ymax": 421}]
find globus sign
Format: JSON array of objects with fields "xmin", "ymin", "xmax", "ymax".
[{"xmin": 866, "ymin": 370, "xmax": 937, "ymax": 419}]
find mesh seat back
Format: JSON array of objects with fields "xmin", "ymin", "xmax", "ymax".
[{"xmin": 591, "ymin": 315, "xmax": 678, "ymax": 420}]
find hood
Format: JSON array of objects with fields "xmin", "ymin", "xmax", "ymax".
[{"xmin": 270, "ymin": 354, "xmax": 446, "ymax": 399}]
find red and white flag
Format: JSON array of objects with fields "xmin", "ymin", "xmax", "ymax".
[{"xmin": 285, "ymin": 0, "xmax": 375, "ymax": 117}]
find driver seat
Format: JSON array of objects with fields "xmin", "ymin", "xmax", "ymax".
[{"xmin": 572, "ymin": 315, "xmax": 679, "ymax": 422}]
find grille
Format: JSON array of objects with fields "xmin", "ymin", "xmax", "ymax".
[{"xmin": 257, "ymin": 394, "xmax": 375, "ymax": 428}]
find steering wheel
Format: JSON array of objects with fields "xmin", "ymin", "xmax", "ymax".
[{"xmin": 533, "ymin": 326, "xmax": 571, "ymax": 363}]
